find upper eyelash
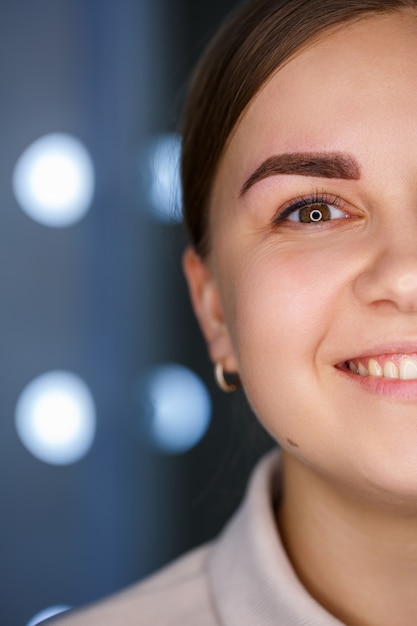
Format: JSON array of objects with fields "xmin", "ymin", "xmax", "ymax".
[{"xmin": 273, "ymin": 191, "xmax": 344, "ymax": 224}]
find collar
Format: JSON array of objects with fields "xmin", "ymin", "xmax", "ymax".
[{"xmin": 207, "ymin": 450, "xmax": 345, "ymax": 626}]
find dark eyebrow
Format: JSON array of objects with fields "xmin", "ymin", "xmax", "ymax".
[{"xmin": 240, "ymin": 151, "xmax": 361, "ymax": 196}]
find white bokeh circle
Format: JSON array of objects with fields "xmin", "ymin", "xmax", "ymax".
[
  {"xmin": 146, "ymin": 133, "xmax": 182, "ymax": 223},
  {"xmin": 15, "ymin": 371, "xmax": 96, "ymax": 465},
  {"xmin": 13, "ymin": 133, "xmax": 95, "ymax": 227},
  {"xmin": 137, "ymin": 363, "xmax": 211, "ymax": 454},
  {"xmin": 26, "ymin": 605, "xmax": 72, "ymax": 626}
]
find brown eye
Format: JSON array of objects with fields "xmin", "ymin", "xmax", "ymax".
[
  {"xmin": 299, "ymin": 204, "xmax": 331, "ymax": 223},
  {"xmin": 279, "ymin": 195, "xmax": 349, "ymax": 225}
]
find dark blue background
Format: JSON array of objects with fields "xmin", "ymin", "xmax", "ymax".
[{"xmin": 0, "ymin": 2, "xmax": 273, "ymax": 624}]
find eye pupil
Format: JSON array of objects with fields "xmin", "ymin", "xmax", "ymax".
[
  {"xmin": 310, "ymin": 209, "xmax": 322, "ymax": 221},
  {"xmin": 299, "ymin": 204, "xmax": 331, "ymax": 223}
]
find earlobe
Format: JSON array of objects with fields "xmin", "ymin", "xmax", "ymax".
[{"xmin": 182, "ymin": 246, "xmax": 238, "ymax": 371}]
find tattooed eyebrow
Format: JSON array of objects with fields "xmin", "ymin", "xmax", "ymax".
[{"xmin": 240, "ymin": 151, "xmax": 361, "ymax": 196}]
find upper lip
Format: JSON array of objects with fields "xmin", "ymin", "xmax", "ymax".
[{"xmin": 337, "ymin": 341, "xmax": 417, "ymax": 364}]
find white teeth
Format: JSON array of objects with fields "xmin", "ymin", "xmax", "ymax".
[
  {"xmin": 358, "ymin": 362, "xmax": 368, "ymax": 376},
  {"xmin": 347, "ymin": 357, "xmax": 417, "ymax": 379},
  {"xmin": 399, "ymin": 358, "xmax": 417, "ymax": 380},
  {"xmin": 383, "ymin": 361, "xmax": 399, "ymax": 379},
  {"xmin": 368, "ymin": 358, "xmax": 383, "ymax": 377}
]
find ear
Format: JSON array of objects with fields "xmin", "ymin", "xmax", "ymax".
[{"xmin": 182, "ymin": 246, "xmax": 238, "ymax": 372}]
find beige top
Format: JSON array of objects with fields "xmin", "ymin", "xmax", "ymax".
[{"xmin": 50, "ymin": 451, "xmax": 345, "ymax": 625}]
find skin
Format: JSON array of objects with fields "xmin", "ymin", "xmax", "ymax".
[{"xmin": 184, "ymin": 10, "xmax": 417, "ymax": 626}]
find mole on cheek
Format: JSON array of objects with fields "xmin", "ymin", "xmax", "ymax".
[{"xmin": 287, "ymin": 438, "xmax": 299, "ymax": 448}]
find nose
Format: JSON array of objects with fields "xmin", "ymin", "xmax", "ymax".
[{"xmin": 354, "ymin": 234, "xmax": 417, "ymax": 313}]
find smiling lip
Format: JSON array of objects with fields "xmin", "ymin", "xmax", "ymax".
[{"xmin": 337, "ymin": 347, "xmax": 417, "ymax": 400}]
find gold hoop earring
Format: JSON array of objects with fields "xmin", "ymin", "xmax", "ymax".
[{"xmin": 214, "ymin": 361, "xmax": 241, "ymax": 393}]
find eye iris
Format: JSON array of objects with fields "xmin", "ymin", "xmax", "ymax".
[{"xmin": 299, "ymin": 204, "xmax": 330, "ymax": 223}]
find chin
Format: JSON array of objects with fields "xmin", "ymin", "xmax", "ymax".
[{"xmin": 340, "ymin": 443, "xmax": 417, "ymax": 510}]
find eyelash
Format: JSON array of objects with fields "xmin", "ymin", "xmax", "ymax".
[{"xmin": 273, "ymin": 191, "xmax": 347, "ymax": 225}]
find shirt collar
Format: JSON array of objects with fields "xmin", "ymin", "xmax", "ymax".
[{"xmin": 207, "ymin": 450, "xmax": 345, "ymax": 626}]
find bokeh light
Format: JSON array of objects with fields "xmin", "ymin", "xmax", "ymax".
[
  {"xmin": 26, "ymin": 605, "xmax": 72, "ymax": 626},
  {"xmin": 15, "ymin": 371, "xmax": 96, "ymax": 465},
  {"xmin": 13, "ymin": 133, "xmax": 95, "ymax": 227},
  {"xmin": 137, "ymin": 363, "xmax": 211, "ymax": 453},
  {"xmin": 146, "ymin": 133, "xmax": 182, "ymax": 223}
]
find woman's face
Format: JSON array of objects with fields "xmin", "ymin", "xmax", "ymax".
[{"xmin": 186, "ymin": 10, "xmax": 417, "ymax": 502}]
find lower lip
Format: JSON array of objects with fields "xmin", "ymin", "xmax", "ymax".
[{"xmin": 338, "ymin": 368, "xmax": 417, "ymax": 401}]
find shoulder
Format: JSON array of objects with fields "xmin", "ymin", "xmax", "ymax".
[{"xmin": 49, "ymin": 544, "xmax": 219, "ymax": 626}]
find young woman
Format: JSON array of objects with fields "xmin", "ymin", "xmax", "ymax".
[{"xmin": 52, "ymin": 0, "xmax": 417, "ymax": 624}]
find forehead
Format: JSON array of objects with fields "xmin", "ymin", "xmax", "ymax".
[{"xmin": 212, "ymin": 11, "xmax": 417, "ymax": 203}]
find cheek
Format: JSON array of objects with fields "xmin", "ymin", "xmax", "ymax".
[
  {"xmin": 229, "ymin": 242, "xmax": 351, "ymax": 434},
  {"xmin": 234, "ymin": 244, "xmax": 340, "ymax": 358}
]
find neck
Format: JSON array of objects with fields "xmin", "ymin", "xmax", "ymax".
[{"xmin": 277, "ymin": 451, "xmax": 417, "ymax": 626}]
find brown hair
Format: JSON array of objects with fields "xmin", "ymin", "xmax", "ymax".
[{"xmin": 181, "ymin": 0, "xmax": 417, "ymax": 256}]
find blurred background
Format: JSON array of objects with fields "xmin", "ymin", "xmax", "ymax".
[{"xmin": 0, "ymin": 2, "xmax": 274, "ymax": 624}]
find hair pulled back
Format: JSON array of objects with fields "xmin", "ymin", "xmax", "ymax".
[{"xmin": 181, "ymin": 0, "xmax": 417, "ymax": 256}]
